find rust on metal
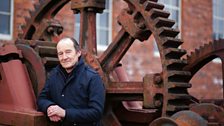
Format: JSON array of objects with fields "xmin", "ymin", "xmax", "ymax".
[
  {"xmin": 0, "ymin": 0, "xmax": 224, "ymax": 125},
  {"xmin": 190, "ymin": 103, "xmax": 224, "ymax": 124},
  {"xmin": 143, "ymin": 74, "xmax": 163, "ymax": 108}
]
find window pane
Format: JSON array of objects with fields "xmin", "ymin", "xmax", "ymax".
[
  {"xmin": 0, "ymin": 0, "xmax": 10, "ymax": 12},
  {"xmin": 99, "ymin": 13, "xmax": 108, "ymax": 28},
  {"xmin": 175, "ymin": 0, "xmax": 179, "ymax": 7},
  {"xmin": 170, "ymin": 0, "xmax": 177, "ymax": 6},
  {"xmin": 218, "ymin": 5, "xmax": 222, "ymax": 17},
  {"xmin": 213, "ymin": 0, "xmax": 224, "ymax": 39},
  {"xmin": 75, "ymin": 14, "xmax": 80, "ymax": 23},
  {"xmin": 213, "ymin": 19, "xmax": 218, "ymax": 31},
  {"xmin": 105, "ymin": 0, "xmax": 109, "ymax": 9},
  {"xmin": 0, "ymin": 15, "xmax": 10, "ymax": 34},
  {"xmin": 98, "ymin": 30, "xmax": 108, "ymax": 45},
  {"xmin": 218, "ymin": 20, "xmax": 223, "ymax": 33},
  {"xmin": 213, "ymin": 4, "xmax": 217, "ymax": 16},
  {"xmin": 74, "ymin": 25, "xmax": 80, "ymax": 42},
  {"xmin": 171, "ymin": 10, "xmax": 178, "ymax": 21}
]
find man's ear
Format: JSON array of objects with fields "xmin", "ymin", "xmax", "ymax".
[{"xmin": 77, "ymin": 50, "xmax": 82, "ymax": 57}]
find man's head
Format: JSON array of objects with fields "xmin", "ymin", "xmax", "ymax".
[{"xmin": 56, "ymin": 37, "xmax": 81, "ymax": 73}]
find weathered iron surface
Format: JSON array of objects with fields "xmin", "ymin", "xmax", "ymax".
[
  {"xmin": 0, "ymin": 0, "xmax": 223, "ymax": 126},
  {"xmin": 0, "ymin": 44, "xmax": 48, "ymax": 126}
]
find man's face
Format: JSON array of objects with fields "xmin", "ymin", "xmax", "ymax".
[{"xmin": 56, "ymin": 39, "xmax": 81, "ymax": 72}]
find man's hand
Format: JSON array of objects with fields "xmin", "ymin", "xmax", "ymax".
[
  {"xmin": 47, "ymin": 105, "xmax": 66, "ymax": 122},
  {"xmin": 49, "ymin": 115, "xmax": 61, "ymax": 122}
]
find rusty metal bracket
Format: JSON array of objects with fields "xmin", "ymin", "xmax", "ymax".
[{"xmin": 143, "ymin": 73, "xmax": 163, "ymax": 108}]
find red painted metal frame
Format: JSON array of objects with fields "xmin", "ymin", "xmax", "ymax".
[{"xmin": 0, "ymin": 44, "xmax": 49, "ymax": 126}]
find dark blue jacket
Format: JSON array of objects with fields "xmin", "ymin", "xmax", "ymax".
[{"xmin": 37, "ymin": 58, "xmax": 105, "ymax": 126}]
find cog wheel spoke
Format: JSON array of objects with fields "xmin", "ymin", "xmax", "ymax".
[{"xmin": 99, "ymin": 28, "xmax": 134, "ymax": 73}]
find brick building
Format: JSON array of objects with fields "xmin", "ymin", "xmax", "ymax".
[{"xmin": 0, "ymin": 0, "xmax": 223, "ymax": 100}]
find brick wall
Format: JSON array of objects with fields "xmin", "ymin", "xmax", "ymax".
[{"xmin": 182, "ymin": 0, "xmax": 213, "ymax": 51}]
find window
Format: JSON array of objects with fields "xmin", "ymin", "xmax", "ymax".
[
  {"xmin": 213, "ymin": 0, "xmax": 224, "ymax": 39},
  {"xmin": 154, "ymin": 0, "xmax": 181, "ymax": 57},
  {"xmin": 74, "ymin": 13, "xmax": 80, "ymax": 42},
  {"xmin": 0, "ymin": 0, "xmax": 13, "ymax": 40},
  {"xmin": 158, "ymin": 0, "xmax": 181, "ymax": 29},
  {"xmin": 74, "ymin": 0, "xmax": 112, "ymax": 51}
]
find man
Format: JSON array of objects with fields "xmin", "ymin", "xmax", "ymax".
[{"xmin": 37, "ymin": 37, "xmax": 105, "ymax": 126}]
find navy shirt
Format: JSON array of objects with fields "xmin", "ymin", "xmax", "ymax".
[{"xmin": 37, "ymin": 57, "xmax": 105, "ymax": 126}]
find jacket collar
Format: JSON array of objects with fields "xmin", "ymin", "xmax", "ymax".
[{"xmin": 57, "ymin": 56, "xmax": 85, "ymax": 80}]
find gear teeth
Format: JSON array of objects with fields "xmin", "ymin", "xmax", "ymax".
[
  {"xmin": 167, "ymin": 70, "xmax": 191, "ymax": 82},
  {"xmin": 189, "ymin": 51, "xmax": 194, "ymax": 58},
  {"xmin": 158, "ymin": 27, "xmax": 179, "ymax": 37},
  {"xmin": 161, "ymin": 37, "xmax": 183, "ymax": 48},
  {"xmin": 168, "ymin": 82, "xmax": 192, "ymax": 89},
  {"xmin": 168, "ymin": 93, "xmax": 191, "ymax": 100},
  {"xmin": 184, "ymin": 39, "xmax": 224, "ymax": 81},
  {"xmin": 154, "ymin": 17, "xmax": 175, "ymax": 28},
  {"xmin": 166, "ymin": 59, "xmax": 187, "ymax": 70},
  {"xmin": 144, "ymin": 1, "xmax": 164, "ymax": 11},
  {"xmin": 195, "ymin": 48, "xmax": 200, "ymax": 54},
  {"xmin": 198, "ymin": 45, "xmax": 204, "ymax": 50},
  {"xmin": 150, "ymin": 8, "xmax": 170, "ymax": 19},
  {"xmin": 164, "ymin": 48, "xmax": 186, "ymax": 59}
]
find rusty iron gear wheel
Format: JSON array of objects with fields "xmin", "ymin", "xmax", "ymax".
[
  {"xmin": 184, "ymin": 39, "xmax": 224, "ymax": 97},
  {"xmin": 183, "ymin": 39, "xmax": 224, "ymax": 99},
  {"xmin": 183, "ymin": 39, "xmax": 224, "ymax": 125},
  {"xmin": 17, "ymin": 0, "xmax": 193, "ymax": 124},
  {"xmin": 184, "ymin": 39, "xmax": 224, "ymax": 82},
  {"xmin": 109, "ymin": 0, "xmax": 193, "ymax": 117}
]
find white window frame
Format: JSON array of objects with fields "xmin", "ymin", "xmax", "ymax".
[
  {"xmin": 0, "ymin": 0, "xmax": 14, "ymax": 40},
  {"xmin": 74, "ymin": 0, "xmax": 112, "ymax": 51},
  {"xmin": 97, "ymin": 0, "xmax": 112, "ymax": 51},
  {"xmin": 154, "ymin": 0, "xmax": 181, "ymax": 57},
  {"xmin": 212, "ymin": 0, "xmax": 223, "ymax": 64},
  {"xmin": 74, "ymin": 14, "xmax": 80, "ymax": 43},
  {"xmin": 212, "ymin": 0, "xmax": 224, "ymax": 39}
]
